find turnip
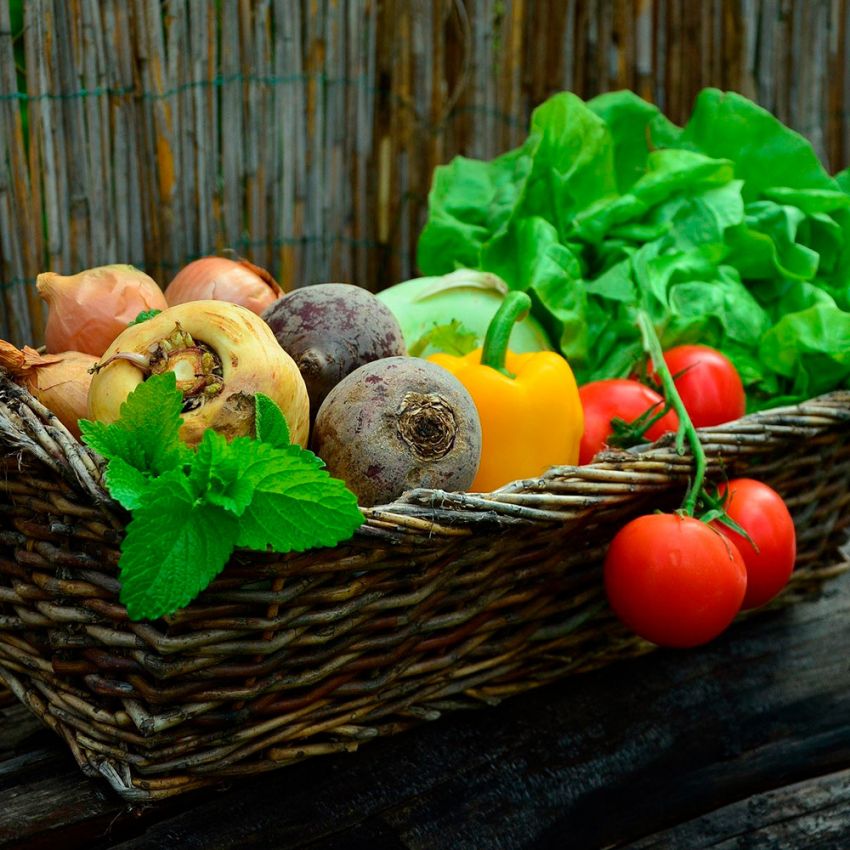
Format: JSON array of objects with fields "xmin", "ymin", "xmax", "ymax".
[
  {"xmin": 262, "ymin": 283, "xmax": 406, "ymax": 419},
  {"xmin": 88, "ymin": 301, "xmax": 310, "ymax": 447},
  {"xmin": 312, "ymin": 357, "xmax": 482, "ymax": 507}
]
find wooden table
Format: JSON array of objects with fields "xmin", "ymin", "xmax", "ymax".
[{"xmin": 3, "ymin": 566, "xmax": 850, "ymax": 850}]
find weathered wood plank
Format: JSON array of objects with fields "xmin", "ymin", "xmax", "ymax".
[
  {"xmin": 169, "ymin": 0, "xmax": 194, "ymax": 262},
  {"xmin": 132, "ymin": 0, "xmax": 163, "ymax": 282},
  {"xmin": 25, "ymin": 0, "xmax": 63, "ymax": 274},
  {"xmin": 0, "ymin": 704, "xmax": 42, "ymax": 754},
  {"xmin": 632, "ymin": 764, "xmax": 850, "ymax": 848},
  {"xmin": 276, "ymin": 0, "xmax": 305, "ymax": 289},
  {"xmin": 0, "ymin": 772, "xmax": 112, "ymax": 848},
  {"xmin": 80, "ymin": 0, "xmax": 110, "ymax": 266},
  {"xmin": 0, "ymin": 703, "xmax": 185, "ymax": 850},
  {"xmin": 0, "ymin": 0, "xmax": 39, "ymax": 344},
  {"xmin": 220, "ymin": 0, "xmax": 243, "ymax": 258},
  {"xmin": 242, "ymin": 0, "xmax": 264, "ymax": 272},
  {"xmin": 53, "ymin": 0, "xmax": 91, "ymax": 270}
]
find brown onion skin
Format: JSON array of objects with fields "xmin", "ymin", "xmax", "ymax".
[
  {"xmin": 0, "ymin": 341, "xmax": 96, "ymax": 438},
  {"xmin": 165, "ymin": 257, "xmax": 283, "ymax": 315},
  {"xmin": 262, "ymin": 283, "xmax": 407, "ymax": 421},
  {"xmin": 37, "ymin": 265, "xmax": 168, "ymax": 357},
  {"xmin": 31, "ymin": 353, "xmax": 97, "ymax": 438}
]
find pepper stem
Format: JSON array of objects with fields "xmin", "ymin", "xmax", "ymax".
[
  {"xmin": 636, "ymin": 310, "xmax": 706, "ymax": 517},
  {"xmin": 481, "ymin": 291, "xmax": 532, "ymax": 377}
]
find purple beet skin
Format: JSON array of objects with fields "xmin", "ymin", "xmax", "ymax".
[
  {"xmin": 262, "ymin": 283, "xmax": 407, "ymax": 419},
  {"xmin": 311, "ymin": 357, "xmax": 482, "ymax": 507}
]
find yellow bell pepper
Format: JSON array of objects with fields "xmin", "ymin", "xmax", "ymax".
[{"xmin": 430, "ymin": 291, "xmax": 583, "ymax": 492}]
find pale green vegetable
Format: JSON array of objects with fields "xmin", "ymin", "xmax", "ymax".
[{"xmin": 377, "ymin": 269, "xmax": 553, "ymax": 355}]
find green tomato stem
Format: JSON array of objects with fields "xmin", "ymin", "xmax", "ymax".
[
  {"xmin": 481, "ymin": 291, "xmax": 532, "ymax": 377},
  {"xmin": 636, "ymin": 310, "xmax": 705, "ymax": 517}
]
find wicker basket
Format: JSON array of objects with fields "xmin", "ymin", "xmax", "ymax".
[{"xmin": 1, "ymin": 371, "xmax": 850, "ymax": 801}]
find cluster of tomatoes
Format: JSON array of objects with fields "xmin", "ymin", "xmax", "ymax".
[{"xmin": 580, "ymin": 345, "xmax": 797, "ymax": 649}]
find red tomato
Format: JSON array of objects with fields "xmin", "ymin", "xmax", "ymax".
[
  {"xmin": 578, "ymin": 379, "xmax": 679, "ymax": 465},
  {"xmin": 651, "ymin": 345, "xmax": 745, "ymax": 427},
  {"xmin": 604, "ymin": 513, "xmax": 747, "ymax": 648},
  {"xmin": 711, "ymin": 478, "xmax": 796, "ymax": 609}
]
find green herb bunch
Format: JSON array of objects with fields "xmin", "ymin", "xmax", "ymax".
[{"xmin": 80, "ymin": 373, "xmax": 363, "ymax": 621}]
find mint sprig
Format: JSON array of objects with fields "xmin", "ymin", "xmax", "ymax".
[
  {"xmin": 103, "ymin": 457, "xmax": 151, "ymax": 511},
  {"xmin": 254, "ymin": 392, "xmax": 291, "ymax": 448},
  {"xmin": 80, "ymin": 372, "xmax": 191, "ymax": 477},
  {"xmin": 118, "ymin": 471, "xmax": 240, "ymax": 620},
  {"xmin": 80, "ymin": 375, "xmax": 363, "ymax": 621},
  {"xmin": 236, "ymin": 444, "xmax": 363, "ymax": 552},
  {"xmin": 128, "ymin": 309, "xmax": 162, "ymax": 326}
]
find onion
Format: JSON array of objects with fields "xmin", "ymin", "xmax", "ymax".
[
  {"xmin": 37, "ymin": 265, "xmax": 168, "ymax": 357},
  {"xmin": 165, "ymin": 256, "xmax": 283, "ymax": 315},
  {"xmin": 0, "ymin": 340, "xmax": 96, "ymax": 438}
]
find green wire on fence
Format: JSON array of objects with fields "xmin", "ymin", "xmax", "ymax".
[{"xmin": 0, "ymin": 72, "xmax": 529, "ymax": 130}]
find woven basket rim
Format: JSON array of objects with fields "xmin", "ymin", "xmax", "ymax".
[
  {"xmin": 367, "ymin": 388, "xmax": 850, "ymax": 537},
  {"xmin": 3, "ymin": 370, "xmax": 850, "ymax": 543}
]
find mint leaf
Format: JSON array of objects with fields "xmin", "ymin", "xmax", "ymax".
[
  {"xmin": 409, "ymin": 320, "xmax": 479, "ymax": 357},
  {"xmin": 237, "ymin": 444, "xmax": 363, "ymax": 552},
  {"xmin": 87, "ymin": 376, "xmax": 362, "ymax": 621},
  {"xmin": 255, "ymin": 393, "xmax": 290, "ymax": 447},
  {"xmin": 189, "ymin": 431, "xmax": 257, "ymax": 516},
  {"xmin": 128, "ymin": 309, "xmax": 162, "ymax": 326},
  {"xmin": 104, "ymin": 457, "xmax": 151, "ymax": 510},
  {"xmin": 80, "ymin": 372, "xmax": 189, "ymax": 475},
  {"xmin": 118, "ymin": 471, "xmax": 239, "ymax": 620}
]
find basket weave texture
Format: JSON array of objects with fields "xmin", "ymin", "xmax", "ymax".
[{"xmin": 2, "ymin": 371, "xmax": 850, "ymax": 801}]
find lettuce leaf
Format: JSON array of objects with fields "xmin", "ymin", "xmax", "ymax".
[{"xmin": 417, "ymin": 87, "xmax": 850, "ymax": 408}]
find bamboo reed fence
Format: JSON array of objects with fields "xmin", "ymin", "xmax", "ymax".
[{"xmin": 0, "ymin": 0, "xmax": 849, "ymax": 346}]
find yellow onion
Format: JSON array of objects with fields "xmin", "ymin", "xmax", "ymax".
[
  {"xmin": 37, "ymin": 264, "xmax": 168, "ymax": 357},
  {"xmin": 165, "ymin": 257, "xmax": 283, "ymax": 315},
  {"xmin": 0, "ymin": 340, "xmax": 96, "ymax": 438},
  {"xmin": 88, "ymin": 301, "xmax": 309, "ymax": 447}
]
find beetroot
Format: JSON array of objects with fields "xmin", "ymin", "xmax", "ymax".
[
  {"xmin": 311, "ymin": 357, "xmax": 482, "ymax": 507},
  {"xmin": 262, "ymin": 283, "xmax": 406, "ymax": 419}
]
